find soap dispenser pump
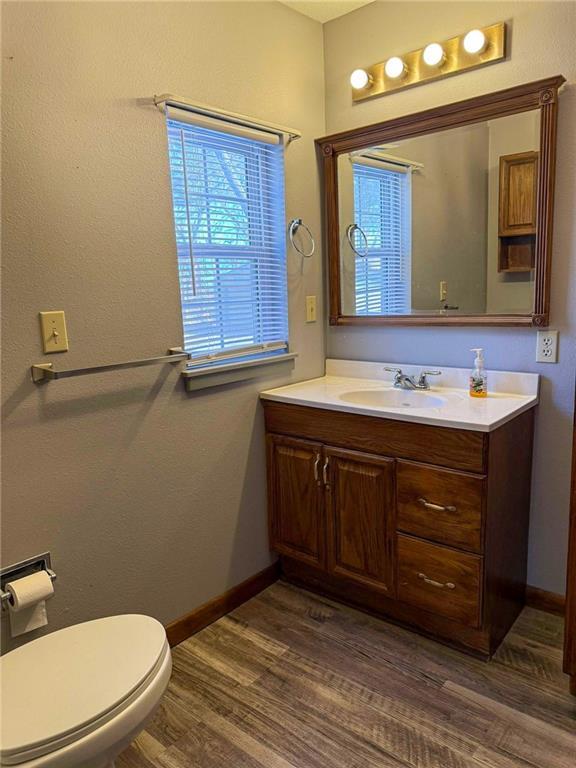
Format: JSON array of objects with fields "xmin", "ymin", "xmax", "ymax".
[{"xmin": 469, "ymin": 348, "xmax": 487, "ymax": 398}]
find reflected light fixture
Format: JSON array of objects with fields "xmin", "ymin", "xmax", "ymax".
[
  {"xmin": 463, "ymin": 29, "xmax": 487, "ymax": 54},
  {"xmin": 385, "ymin": 56, "xmax": 407, "ymax": 79},
  {"xmin": 350, "ymin": 68, "xmax": 371, "ymax": 90},
  {"xmin": 422, "ymin": 42, "xmax": 445, "ymax": 67}
]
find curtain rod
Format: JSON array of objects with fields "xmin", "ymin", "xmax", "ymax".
[{"xmin": 153, "ymin": 93, "xmax": 302, "ymax": 143}]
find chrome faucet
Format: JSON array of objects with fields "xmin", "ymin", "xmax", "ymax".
[{"xmin": 384, "ymin": 367, "xmax": 442, "ymax": 391}]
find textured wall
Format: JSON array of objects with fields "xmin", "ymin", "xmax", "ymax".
[
  {"xmin": 398, "ymin": 125, "xmax": 488, "ymax": 313},
  {"xmin": 324, "ymin": 1, "xmax": 576, "ymax": 593},
  {"xmin": 1, "ymin": 1, "xmax": 325, "ymax": 649}
]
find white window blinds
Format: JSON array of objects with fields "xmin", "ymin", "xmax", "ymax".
[
  {"xmin": 353, "ymin": 160, "xmax": 411, "ymax": 315},
  {"xmin": 166, "ymin": 106, "xmax": 289, "ymax": 364}
]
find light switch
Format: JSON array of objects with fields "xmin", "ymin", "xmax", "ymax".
[
  {"xmin": 306, "ymin": 295, "xmax": 317, "ymax": 323},
  {"xmin": 39, "ymin": 311, "xmax": 69, "ymax": 353}
]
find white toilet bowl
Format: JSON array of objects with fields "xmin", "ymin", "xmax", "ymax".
[{"xmin": 0, "ymin": 615, "xmax": 172, "ymax": 768}]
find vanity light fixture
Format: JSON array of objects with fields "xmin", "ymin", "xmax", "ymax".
[
  {"xmin": 351, "ymin": 21, "xmax": 506, "ymax": 102},
  {"xmin": 384, "ymin": 56, "xmax": 407, "ymax": 79},
  {"xmin": 422, "ymin": 43, "xmax": 445, "ymax": 67},
  {"xmin": 350, "ymin": 68, "xmax": 371, "ymax": 90},
  {"xmin": 463, "ymin": 28, "xmax": 487, "ymax": 54}
]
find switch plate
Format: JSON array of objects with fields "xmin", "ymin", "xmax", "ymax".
[
  {"xmin": 306, "ymin": 295, "xmax": 317, "ymax": 323},
  {"xmin": 536, "ymin": 330, "xmax": 558, "ymax": 363},
  {"xmin": 439, "ymin": 281, "xmax": 447, "ymax": 302},
  {"xmin": 39, "ymin": 311, "xmax": 69, "ymax": 353}
]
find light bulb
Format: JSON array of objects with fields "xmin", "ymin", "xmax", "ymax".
[
  {"xmin": 463, "ymin": 29, "xmax": 486, "ymax": 54},
  {"xmin": 350, "ymin": 69, "xmax": 371, "ymax": 89},
  {"xmin": 385, "ymin": 56, "xmax": 406, "ymax": 79},
  {"xmin": 422, "ymin": 42, "xmax": 445, "ymax": 67}
]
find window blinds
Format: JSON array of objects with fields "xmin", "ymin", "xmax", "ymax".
[
  {"xmin": 353, "ymin": 161, "xmax": 411, "ymax": 315},
  {"xmin": 166, "ymin": 105, "xmax": 289, "ymax": 364}
]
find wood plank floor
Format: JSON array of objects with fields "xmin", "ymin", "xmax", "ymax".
[{"xmin": 118, "ymin": 581, "xmax": 576, "ymax": 768}]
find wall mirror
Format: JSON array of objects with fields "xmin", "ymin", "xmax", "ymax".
[{"xmin": 317, "ymin": 76, "xmax": 565, "ymax": 326}]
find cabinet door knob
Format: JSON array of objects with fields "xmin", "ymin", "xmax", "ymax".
[
  {"xmin": 418, "ymin": 572, "xmax": 456, "ymax": 590},
  {"xmin": 418, "ymin": 497, "xmax": 457, "ymax": 513}
]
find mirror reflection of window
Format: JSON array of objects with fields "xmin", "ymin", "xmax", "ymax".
[
  {"xmin": 351, "ymin": 154, "xmax": 412, "ymax": 315},
  {"xmin": 336, "ymin": 110, "xmax": 541, "ymax": 318}
]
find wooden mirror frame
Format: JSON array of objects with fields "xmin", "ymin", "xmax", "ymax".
[{"xmin": 316, "ymin": 75, "xmax": 565, "ymax": 327}]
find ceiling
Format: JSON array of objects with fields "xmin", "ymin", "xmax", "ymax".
[{"xmin": 280, "ymin": 1, "xmax": 374, "ymax": 24}]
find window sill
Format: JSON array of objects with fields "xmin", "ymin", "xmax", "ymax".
[{"xmin": 181, "ymin": 353, "xmax": 298, "ymax": 392}]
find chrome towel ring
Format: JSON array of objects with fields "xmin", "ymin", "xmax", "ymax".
[
  {"xmin": 346, "ymin": 224, "xmax": 368, "ymax": 258},
  {"xmin": 288, "ymin": 218, "xmax": 315, "ymax": 259}
]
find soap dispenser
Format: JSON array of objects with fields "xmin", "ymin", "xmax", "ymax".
[{"xmin": 469, "ymin": 348, "xmax": 487, "ymax": 398}]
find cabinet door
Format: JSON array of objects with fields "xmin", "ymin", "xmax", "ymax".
[
  {"xmin": 326, "ymin": 448, "xmax": 395, "ymax": 595},
  {"xmin": 498, "ymin": 151, "xmax": 539, "ymax": 236},
  {"xmin": 267, "ymin": 435, "xmax": 325, "ymax": 567}
]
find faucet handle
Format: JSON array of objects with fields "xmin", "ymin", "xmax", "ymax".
[
  {"xmin": 383, "ymin": 367, "xmax": 402, "ymax": 375},
  {"xmin": 418, "ymin": 370, "xmax": 442, "ymax": 388}
]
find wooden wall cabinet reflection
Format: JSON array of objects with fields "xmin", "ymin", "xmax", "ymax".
[{"xmin": 498, "ymin": 151, "xmax": 539, "ymax": 272}]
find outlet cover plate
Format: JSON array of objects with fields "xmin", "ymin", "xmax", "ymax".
[{"xmin": 536, "ymin": 330, "xmax": 558, "ymax": 363}]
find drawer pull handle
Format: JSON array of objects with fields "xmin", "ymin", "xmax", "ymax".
[
  {"xmin": 322, "ymin": 457, "xmax": 330, "ymax": 488},
  {"xmin": 418, "ymin": 572, "xmax": 456, "ymax": 590},
  {"xmin": 418, "ymin": 497, "xmax": 457, "ymax": 513},
  {"xmin": 313, "ymin": 453, "xmax": 321, "ymax": 485}
]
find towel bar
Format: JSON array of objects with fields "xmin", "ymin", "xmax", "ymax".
[{"xmin": 31, "ymin": 348, "xmax": 188, "ymax": 383}]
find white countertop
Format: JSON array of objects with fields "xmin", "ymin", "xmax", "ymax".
[{"xmin": 260, "ymin": 360, "xmax": 540, "ymax": 432}]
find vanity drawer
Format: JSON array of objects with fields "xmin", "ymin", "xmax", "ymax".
[
  {"xmin": 398, "ymin": 535, "xmax": 482, "ymax": 628},
  {"xmin": 397, "ymin": 461, "xmax": 485, "ymax": 553}
]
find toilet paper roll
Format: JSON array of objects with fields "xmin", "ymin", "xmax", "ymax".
[{"xmin": 7, "ymin": 571, "xmax": 54, "ymax": 638}]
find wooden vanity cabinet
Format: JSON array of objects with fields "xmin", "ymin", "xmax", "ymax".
[
  {"xmin": 266, "ymin": 435, "xmax": 326, "ymax": 568},
  {"xmin": 326, "ymin": 448, "xmax": 396, "ymax": 596},
  {"xmin": 264, "ymin": 401, "xmax": 535, "ymax": 657},
  {"xmin": 267, "ymin": 437, "xmax": 396, "ymax": 594}
]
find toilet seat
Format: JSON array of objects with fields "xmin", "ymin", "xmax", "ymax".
[{"xmin": 1, "ymin": 615, "xmax": 170, "ymax": 766}]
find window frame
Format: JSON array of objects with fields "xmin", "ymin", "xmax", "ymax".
[
  {"xmin": 351, "ymin": 158, "xmax": 412, "ymax": 316},
  {"xmin": 165, "ymin": 106, "xmax": 291, "ymax": 374}
]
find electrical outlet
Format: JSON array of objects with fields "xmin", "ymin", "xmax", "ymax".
[
  {"xmin": 306, "ymin": 295, "xmax": 317, "ymax": 323},
  {"xmin": 536, "ymin": 330, "xmax": 558, "ymax": 363},
  {"xmin": 439, "ymin": 281, "xmax": 447, "ymax": 302}
]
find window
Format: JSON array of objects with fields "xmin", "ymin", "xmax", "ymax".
[
  {"xmin": 166, "ymin": 106, "xmax": 289, "ymax": 366},
  {"xmin": 352, "ymin": 158, "xmax": 411, "ymax": 315}
]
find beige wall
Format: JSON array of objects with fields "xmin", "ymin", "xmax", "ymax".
[
  {"xmin": 336, "ymin": 154, "xmax": 358, "ymax": 315},
  {"xmin": 397, "ymin": 126, "xmax": 488, "ymax": 313},
  {"xmin": 324, "ymin": 1, "xmax": 576, "ymax": 594},
  {"xmin": 1, "ymin": 1, "xmax": 325, "ymax": 649}
]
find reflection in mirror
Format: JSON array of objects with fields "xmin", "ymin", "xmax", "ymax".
[{"xmin": 337, "ymin": 110, "xmax": 540, "ymax": 317}]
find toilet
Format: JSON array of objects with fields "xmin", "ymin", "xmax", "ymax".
[{"xmin": 0, "ymin": 614, "xmax": 172, "ymax": 768}]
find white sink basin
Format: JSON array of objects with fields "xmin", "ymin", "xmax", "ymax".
[{"xmin": 338, "ymin": 389, "xmax": 446, "ymax": 409}]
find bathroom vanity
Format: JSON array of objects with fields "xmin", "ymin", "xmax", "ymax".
[{"xmin": 261, "ymin": 361, "xmax": 539, "ymax": 657}]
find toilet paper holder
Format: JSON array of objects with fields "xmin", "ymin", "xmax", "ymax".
[{"xmin": 0, "ymin": 552, "xmax": 57, "ymax": 610}]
